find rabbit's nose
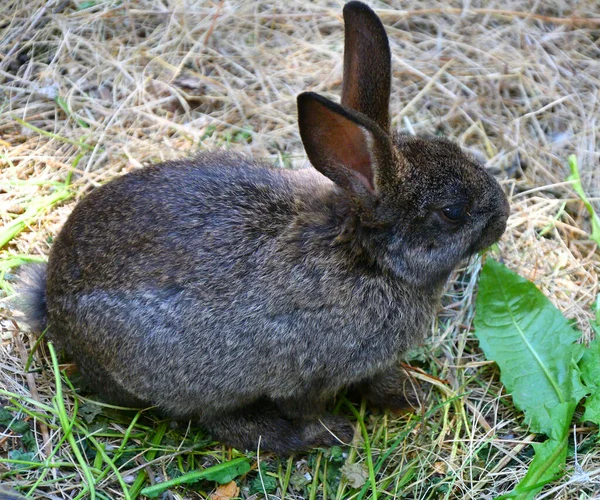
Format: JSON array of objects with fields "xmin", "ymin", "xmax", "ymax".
[{"xmin": 484, "ymin": 209, "xmax": 509, "ymax": 247}]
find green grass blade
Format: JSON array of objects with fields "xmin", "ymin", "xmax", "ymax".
[
  {"xmin": 86, "ymin": 437, "xmax": 131, "ymax": 500},
  {"xmin": 567, "ymin": 154, "xmax": 600, "ymax": 246},
  {"xmin": 140, "ymin": 457, "xmax": 251, "ymax": 498},
  {"xmin": 345, "ymin": 400, "xmax": 377, "ymax": 500},
  {"xmin": 54, "ymin": 96, "xmax": 90, "ymax": 129},
  {"xmin": 0, "ymin": 255, "xmax": 46, "ymax": 273},
  {"xmin": 0, "ymin": 189, "xmax": 73, "ymax": 248},
  {"xmin": 48, "ymin": 343, "xmax": 97, "ymax": 499},
  {"xmin": 11, "ymin": 116, "xmax": 93, "ymax": 150},
  {"xmin": 129, "ymin": 420, "xmax": 168, "ymax": 499}
]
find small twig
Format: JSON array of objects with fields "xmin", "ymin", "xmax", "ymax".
[
  {"xmin": 204, "ymin": 0, "xmax": 226, "ymax": 45},
  {"xmin": 469, "ymin": 434, "xmax": 537, "ymax": 495},
  {"xmin": 11, "ymin": 320, "xmax": 52, "ymax": 459}
]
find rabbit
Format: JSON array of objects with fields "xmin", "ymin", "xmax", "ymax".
[{"xmin": 15, "ymin": 1, "xmax": 509, "ymax": 455}]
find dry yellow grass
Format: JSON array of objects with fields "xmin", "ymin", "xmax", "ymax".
[{"xmin": 1, "ymin": 0, "xmax": 599, "ymax": 498}]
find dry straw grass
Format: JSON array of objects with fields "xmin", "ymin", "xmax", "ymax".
[{"xmin": 1, "ymin": 0, "xmax": 600, "ymax": 498}]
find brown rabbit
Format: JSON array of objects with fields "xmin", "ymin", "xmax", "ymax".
[{"xmin": 16, "ymin": 1, "xmax": 509, "ymax": 455}]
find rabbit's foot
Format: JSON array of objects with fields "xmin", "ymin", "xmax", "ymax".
[
  {"xmin": 202, "ymin": 404, "xmax": 353, "ymax": 455},
  {"xmin": 355, "ymin": 364, "xmax": 421, "ymax": 412},
  {"xmin": 301, "ymin": 415, "xmax": 355, "ymax": 449}
]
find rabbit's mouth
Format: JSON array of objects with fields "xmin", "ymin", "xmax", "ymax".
[{"xmin": 472, "ymin": 213, "xmax": 509, "ymax": 254}]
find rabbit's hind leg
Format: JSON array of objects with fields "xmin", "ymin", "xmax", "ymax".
[
  {"xmin": 201, "ymin": 400, "xmax": 354, "ymax": 455},
  {"xmin": 55, "ymin": 341, "xmax": 151, "ymax": 409},
  {"xmin": 353, "ymin": 364, "xmax": 421, "ymax": 413}
]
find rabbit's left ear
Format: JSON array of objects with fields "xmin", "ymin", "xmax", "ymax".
[
  {"xmin": 341, "ymin": 1, "xmax": 391, "ymax": 134},
  {"xmin": 297, "ymin": 92, "xmax": 398, "ymax": 196}
]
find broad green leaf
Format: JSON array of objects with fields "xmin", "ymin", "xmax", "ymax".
[
  {"xmin": 0, "ymin": 408, "xmax": 36, "ymax": 452},
  {"xmin": 140, "ymin": 457, "xmax": 251, "ymax": 498},
  {"xmin": 580, "ymin": 339, "xmax": 600, "ymax": 388},
  {"xmin": 203, "ymin": 458, "xmax": 251, "ymax": 483},
  {"xmin": 582, "ymin": 393, "xmax": 600, "ymax": 425},
  {"xmin": 497, "ymin": 402, "xmax": 573, "ymax": 500},
  {"xmin": 507, "ymin": 437, "xmax": 567, "ymax": 499},
  {"xmin": 249, "ymin": 462, "xmax": 278, "ymax": 494},
  {"xmin": 509, "ymin": 401, "xmax": 574, "ymax": 499},
  {"xmin": 474, "ymin": 259, "xmax": 586, "ymax": 436},
  {"xmin": 579, "ymin": 338, "xmax": 600, "ymax": 425},
  {"xmin": 592, "ymin": 294, "xmax": 600, "ymax": 336},
  {"xmin": 7, "ymin": 449, "xmax": 38, "ymax": 465}
]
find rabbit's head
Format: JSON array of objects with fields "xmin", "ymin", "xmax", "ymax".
[{"xmin": 297, "ymin": 1, "xmax": 509, "ymax": 287}]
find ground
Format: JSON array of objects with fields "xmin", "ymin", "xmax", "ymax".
[{"xmin": 1, "ymin": 0, "xmax": 599, "ymax": 498}]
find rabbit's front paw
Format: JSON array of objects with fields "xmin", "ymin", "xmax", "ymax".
[
  {"xmin": 302, "ymin": 415, "xmax": 355, "ymax": 448},
  {"xmin": 355, "ymin": 364, "xmax": 421, "ymax": 413},
  {"xmin": 202, "ymin": 403, "xmax": 354, "ymax": 455}
]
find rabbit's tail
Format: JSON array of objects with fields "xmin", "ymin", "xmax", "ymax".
[{"xmin": 14, "ymin": 263, "xmax": 49, "ymax": 333}]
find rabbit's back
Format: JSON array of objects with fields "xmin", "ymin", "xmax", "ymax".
[
  {"xmin": 46, "ymin": 153, "xmax": 431, "ymax": 418},
  {"xmin": 49, "ymin": 153, "xmax": 297, "ymax": 289}
]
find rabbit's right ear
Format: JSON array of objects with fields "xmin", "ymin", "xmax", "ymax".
[
  {"xmin": 341, "ymin": 1, "xmax": 391, "ymax": 133},
  {"xmin": 297, "ymin": 92, "xmax": 397, "ymax": 197}
]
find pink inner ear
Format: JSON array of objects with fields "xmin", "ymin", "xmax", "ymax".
[
  {"xmin": 328, "ymin": 113, "xmax": 375, "ymax": 192},
  {"xmin": 298, "ymin": 92, "xmax": 382, "ymax": 194}
]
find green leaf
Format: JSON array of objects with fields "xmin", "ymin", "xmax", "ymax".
[
  {"xmin": 78, "ymin": 402, "xmax": 103, "ymax": 424},
  {"xmin": 203, "ymin": 458, "xmax": 251, "ymax": 483},
  {"xmin": 7, "ymin": 450, "xmax": 39, "ymax": 469},
  {"xmin": 290, "ymin": 470, "xmax": 312, "ymax": 491},
  {"xmin": 582, "ymin": 392, "xmax": 600, "ymax": 425},
  {"xmin": 140, "ymin": 457, "xmax": 251, "ymax": 498},
  {"xmin": 592, "ymin": 294, "xmax": 600, "ymax": 336},
  {"xmin": 501, "ymin": 402, "xmax": 572, "ymax": 499},
  {"xmin": 0, "ymin": 407, "xmax": 36, "ymax": 451},
  {"xmin": 474, "ymin": 259, "xmax": 586, "ymax": 436},
  {"xmin": 580, "ymin": 339, "xmax": 600, "ymax": 388},
  {"xmin": 508, "ymin": 438, "xmax": 567, "ymax": 498},
  {"xmin": 579, "ymin": 338, "xmax": 600, "ymax": 425},
  {"xmin": 250, "ymin": 463, "xmax": 278, "ymax": 494},
  {"xmin": 78, "ymin": 1, "xmax": 98, "ymax": 10},
  {"xmin": 567, "ymin": 154, "xmax": 600, "ymax": 246},
  {"xmin": 474, "ymin": 259, "xmax": 590, "ymax": 499}
]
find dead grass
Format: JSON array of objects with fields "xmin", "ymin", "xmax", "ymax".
[{"xmin": 1, "ymin": 0, "xmax": 599, "ymax": 498}]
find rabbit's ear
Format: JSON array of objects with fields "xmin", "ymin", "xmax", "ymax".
[
  {"xmin": 298, "ymin": 92, "xmax": 397, "ymax": 196},
  {"xmin": 341, "ymin": 1, "xmax": 391, "ymax": 133}
]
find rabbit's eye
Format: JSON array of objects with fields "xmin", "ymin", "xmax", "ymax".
[{"xmin": 440, "ymin": 204, "xmax": 468, "ymax": 223}]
